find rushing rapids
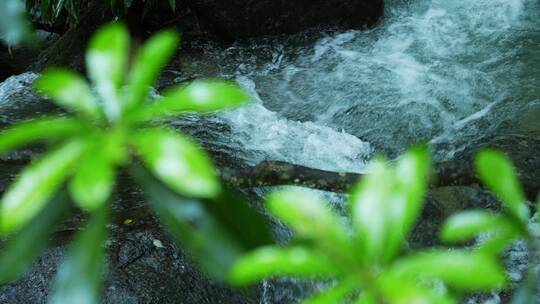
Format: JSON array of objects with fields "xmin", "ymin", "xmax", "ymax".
[{"xmin": 176, "ymin": 0, "xmax": 540, "ymax": 162}]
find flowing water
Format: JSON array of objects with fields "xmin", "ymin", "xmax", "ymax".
[
  {"xmin": 173, "ymin": 0, "xmax": 540, "ymax": 302},
  {"xmin": 174, "ymin": 0, "xmax": 540, "ymax": 165}
]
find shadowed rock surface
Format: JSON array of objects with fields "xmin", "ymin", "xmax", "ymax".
[
  {"xmin": 0, "ymin": 179, "xmax": 262, "ymax": 304},
  {"xmin": 186, "ymin": 0, "xmax": 383, "ymax": 39}
]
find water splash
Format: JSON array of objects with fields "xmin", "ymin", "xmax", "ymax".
[{"xmin": 187, "ymin": 0, "xmax": 540, "ymax": 160}]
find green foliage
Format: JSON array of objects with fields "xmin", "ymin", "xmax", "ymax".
[
  {"xmin": 0, "ymin": 22, "xmax": 268, "ymax": 303},
  {"xmin": 49, "ymin": 205, "xmax": 109, "ymax": 304},
  {"xmin": 132, "ymin": 167, "xmax": 272, "ymax": 280},
  {"xmin": 231, "ymin": 148, "xmax": 540, "ymax": 303},
  {"xmin": 229, "ymin": 146, "xmax": 534, "ymax": 304},
  {"xmin": 0, "ymin": 191, "xmax": 70, "ymax": 283},
  {"xmin": 441, "ymin": 150, "xmax": 539, "ymax": 303},
  {"xmin": 0, "ymin": 0, "xmax": 178, "ymax": 45},
  {"xmin": 29, "ymin": 0, "xmax": 177, "ymax": 25},
  {"xmin": 441, "ymin": 150, "xmax": 533, "ymax": 252}
]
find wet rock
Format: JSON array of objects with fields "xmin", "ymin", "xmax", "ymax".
[
  {"xmin": 0, "ymin": 222, "xmax": 261, "ymax": 304},
  {"xmin": 0, "ymin": 72, "xmax": 60, "ymax": 128},
  {"xmin": 0, "ymin": 181, "xmax": 262, "ymax": 304},
  {"xmin": 0, "ymin": 30, "xmax": 59, "ymax": 82},
  {"xmin": 186, "ymin": 0, "xmax": 384, "ymax": 39},
  {"xmin": 409, "ymin": 186, "xmax": 501, "ymax": 248}
]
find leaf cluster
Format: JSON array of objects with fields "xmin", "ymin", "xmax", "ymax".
[
  {"xmin": 0, "ymin": 22, "xmax": 271, "ymax": 303},
  {"xmin": 231, "ymin": 147, "xmax": 539, "ymax": 303}
]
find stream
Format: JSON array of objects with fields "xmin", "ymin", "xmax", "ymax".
[
  {"xmin": 177, "ymin": 0, "xmax": 540, "ymax": 162},
  {"xmin": 172, "ymin": 0, "xmax": 540, "ymax": 302}
]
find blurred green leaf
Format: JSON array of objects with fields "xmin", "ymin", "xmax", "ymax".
[
  {"xmin": 49, "ymin": 205, "xmax": 108, "ymax": 304},
  {"xmin": 476, "ymin": 150, "xmax": 529, "ymax": 224},
  {"xmin": 0, "ymin": 190, "xmax": 70, "ymax": 283},
  {"xmin": 125, "ymin": 30, "xmax": 180, "ymax": 111},
  {"xmin": 229, "ymin": 246, "xmax": 339, "ymax": 285},
  {"xmin": 349, "ymin": 146, "xmax": 430, "ymax": 264},
  {"xmin": 476, "ymin": 230, "xmax": 521, "ymax": 254},
  {"xmin": 377, "ymin": 273, "xmax": 456, "ymax": 304},
  {"xmin": 86, "ymin": 22, "xmax": 129, "ymax": 121},
  {"xmin": 132, "ymin": 166, "xmax": 245, "ymax": 281},
  {"xmin": 0, "ymin": 116, "xmax": 87, "ymax": 154},
  {"xmin": 203, "ymin": 187, "xmax": 273, "ymax": 250},
  {"xmin": 441, "ymin": 210, "xmax": 520, "ymax": 243},
  {"xmin": 389, "ymin": 250, "xmax": 507, "ymax": 291},
  {"xmin": 35, "ymin": 69, "xmax": 101, "ymax": 119},
  {"xmin": 266, "ymin": 188, "xmax": 354, "ymax": 265},
  {"xmin": 69, "ymin": 142, "xmax": 115, "ymax": 211},
  {"xmin": 383, "ymin": 145, "xmax": 430, "ymax": 261},
  {"xmin": 0, "ymin": 0, "xmax": 33, "ymax": 46},
  {"xmin": 354, "ymin": 292, "xmax": 377, "ymax": 304},
  {"xmin": 0, "ymin": 139, "xmax": 85, "ymax": 234},
  {"xmin": 349, "ymin": 159, "xmax": 393, "ymax": 264},
  {"xmin": 302, "ymin": 278, "xmax": 358, "ymax": 304},
  {"xmin": 133, "ymin": 127, "xmax": 220, "ymax": 198},
  {"xmin": 137, "ymin": 80, "xmax": 249, "ymax": 121}
]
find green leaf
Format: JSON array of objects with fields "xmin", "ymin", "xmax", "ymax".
[
  {"xmin": 136, "ymin": 80, "xmax": 249, "ymax": 121},
  {"xmin": 476, "ymin": 150, "xmax": 529, "ymax": 224},
  {"xmin": 49, "ymin": 205, "xmax": 109, "ymax": 304},
  {"xmin": 353, "ymin": 292, "xmax": 377, "ymax": 304},
  {"xmin": 133, "ymin": 127, "xmax": 220, "ymax": 198},
  {"xmin": 302, "ymin": 278, "xmax": 358, "ymax": 304},
  {"xmin": 349, "ymin": 159, "xmax": 393, "ymax": 263},
  {"xmin": 0, "ymin": 191, "xmax": 71, "ymax": 283},
  {"xmin": 132, "ymin": 166, "xmax": 244, "ymax": 281},
  {"xmin": 202, "ymin": 187, "xmax": 273, "ymax": 250},
  {"xmin": 384, "ymin": 145, "xmax": 430, "ymax": 261},
  {"xmin": 266, "ymin": 188, "xmax": 354, "ymax": 265},
  {"xmin": 229, "ymin": 246, "xmax": 339, "ymax": 285},
  {"xmin": 349, "ymin": 146, "xmax": 430, "ymax": 263},
  {"xmin": 389, "ymin": 250, "xmax": 507, "ymax": 291},
  {"xmin": 0, "ymin": 116, "xmax": 87, "ymax": 155},
  {"xmin": 35, "ymin": 69, "xmax": 101, "ymax": 119},
  {"xmin": 476, "ymin": 230, "xmax": 521, "ymax": 254},
  {"xmin": 377, "ymin": 273, "xmax": 456, "ymax": 304},
  {"xmin": 125, "ymin": 30, "xmax": 180, "ymax": 111},
  {"xmin": 69, "ymin": 142, "xmax": 116, "ymax": 211},
  {"xmin": 86, "ymin": 22, "xmax": 129, "ymax": 121},
  {"xmin": 440, "ymin": 210, "xmax": 521, "ymax": 243},
  {"xmin": 0, "ymin": 139, "xmax": 85, "ymax": 234}
]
